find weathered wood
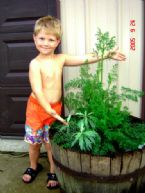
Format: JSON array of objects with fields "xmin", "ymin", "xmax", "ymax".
[
  {"xmin": 137, "ymin": 174, "xmax": 145, "ymax": 192},
  {"xmin": 52, "ymin": 143, "xmax": 145, "ymax": 193},
  {"xmin": 80, "ymin": 153, "xmax": 91, "ymax": 174},
  {"xmin": 140, "ymin": 148, "xmax": 145, "ymax": 168},
  {"xmin": 60, "ymin": 166, "xmax": 84, "ymax": 193},
  {"xmin": 58, "ymin": 164, "xmax": 145, "ymax": 193},
  {"xmin": 128, "ymin": 151, "xmax": 142, "ymax": 173},
  {"xmin": 60, "ymin": 148, "xmax": 69, "ymax": 167},
  {"xmin": 110, "ymin": 155, "xmax": 122, "ymax": 176},
  {"xmin": 67, "ymin": 150, "xmax": 82, "ymax": 172},
  {"xmin": 116, "ymin": 180, "xmax": 134, "ymax": 193},
  {"xmin": 136, "ymin": 174, "xmax": 144, "ymax": 193},
  {"xmin": 55, "ymin": 164, "xmax": 65, "ymax": 190},
  {"xmin": 91, "ymin": 155, "xmax": 110, "ymax": 176},
  {"xmin": 51, "ymin": 141, "xmax": 61, "ymax": 162},
  {"xmin": 121, "ymin": 152, "xmax": 133, "ymax": 175}
]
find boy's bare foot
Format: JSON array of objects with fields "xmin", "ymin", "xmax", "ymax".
[
  {"xmin": 22, "ymin": 163, "xmax": 43, "ymax": 183},
  {"xmin": 47, "ymin": 173, "xmax": 59, "ymax": 189},
  {"xmin": 23, "ymin": 172, "xmax": 32, "ymax": 182}
]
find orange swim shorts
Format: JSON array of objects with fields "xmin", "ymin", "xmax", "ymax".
[{"xmin": 24, "ymin": 95, "xmax": 62, "ymax": 144}]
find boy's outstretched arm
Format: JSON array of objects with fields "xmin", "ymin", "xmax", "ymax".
[
  {"xmin": 63, "ymin": 48, "xmax": 126, "ymax": 66},
  {"xmin": 29, "ymin": 60, "xmax": 68, "ymax": 125}
]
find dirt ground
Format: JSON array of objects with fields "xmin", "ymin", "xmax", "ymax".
[{"xmin": 0, "ymin": 152, "xmax": 62, "ymax": 193}]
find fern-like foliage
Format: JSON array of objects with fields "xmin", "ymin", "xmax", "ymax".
[{"xmin": 52, "ymin": 29, "xmax": 145, "ymax": 156}]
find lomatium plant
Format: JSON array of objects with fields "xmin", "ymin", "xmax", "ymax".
[{"xmin": 52, "ymin": 29, "xmax": 145, "ymax": 156}]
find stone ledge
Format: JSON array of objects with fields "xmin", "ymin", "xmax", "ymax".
[{"xmin": 0, "ymin": 138, "xmax": 45, "ymax": 152}]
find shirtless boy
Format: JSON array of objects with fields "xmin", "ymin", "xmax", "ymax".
[{"xmin": 22, "ymin": 15, "xmax": 126, "ymax": 189}]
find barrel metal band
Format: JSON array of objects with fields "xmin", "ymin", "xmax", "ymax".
[{"xmin": 53, "ymin": 156, "xmax": 145, "ymax": 183}]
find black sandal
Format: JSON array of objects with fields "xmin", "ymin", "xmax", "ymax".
[
  {"xmin": 47, "ymin": 173, "xmax": 59, "ymax": 189},
  {"xmin": 22, "ymin": 163, "xmax": 43, "ymax": 183}
]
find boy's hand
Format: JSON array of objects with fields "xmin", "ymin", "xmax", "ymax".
[
  {"xmin": 50, "ymin": 109, "xmax": 69, "ymax": 126},
  {"xmin": 58, "ymin": 116, "xmax": 69, "ymax": 126},
  {"xmin": 108, "ymin": 48, "xmax": 126, "ymax": 61},
  {"xmin": 62, "ymin": 119, "xmax": 69, "ymax": 126}
]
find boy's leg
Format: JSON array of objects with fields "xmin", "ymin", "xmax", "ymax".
[
  {"xmin": 44, "ymin": 142, "xmax": 55, "ymax": 173},
  {"xmin": 29, "ymin": 143, "xmax": 41, "ymax": 169},
  {"xmin": 42, "ymin": 124, "xmax": 59, "ymax": 188},
  {"xmin": 44, "ymin": 142, "xmax": 59, "ymax": 188},
  {"xmin": 43, "ymin": 102, "xmax": 62, "ymax": 188},
  {"xmin": 22, "ymin": 143, "xmax": 41, "ymax": 182},
  {"xmin": 23, "ymin": 96, "xmax": 44, "ymax": 183}
]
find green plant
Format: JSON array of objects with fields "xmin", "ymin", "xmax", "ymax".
[{"xmin": 52, "ymin": 28, "xmax": 145, "ymax": 156}]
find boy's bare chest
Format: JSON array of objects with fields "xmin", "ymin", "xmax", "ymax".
[{"xmin": 40, "ymin": 63, "xmax": 62, "ymax": 80}]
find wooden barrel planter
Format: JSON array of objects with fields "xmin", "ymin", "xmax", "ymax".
[{"xmin": 50, "ymin": 140, "xmax": 145, "ymax": 193}]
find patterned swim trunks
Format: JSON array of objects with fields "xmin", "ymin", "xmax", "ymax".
[{"xmin": 24, "ymin": 95, "xmax": 62, "ymax": 144}]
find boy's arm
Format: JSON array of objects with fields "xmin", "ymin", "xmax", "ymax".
[
  {"xmin": 29, "ymin": 60, "xmax": 67, "ymax": 125},
  {"xmin": 63, "ymin": 49, "xmax": 126, "ymax": 66}
]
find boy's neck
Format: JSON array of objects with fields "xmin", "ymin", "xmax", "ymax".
[{"xmin": 38, "ymin": 53, "xmax": 55, "ymax": 60}]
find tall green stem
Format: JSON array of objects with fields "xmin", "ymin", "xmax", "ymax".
[{"xmin": 100, "ymin": 54, "xmax": 104, "ymax": 83}]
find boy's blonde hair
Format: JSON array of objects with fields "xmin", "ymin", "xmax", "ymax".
[{"xmin": 34, "ymin": 15, "xmax": 62, "ymax": 39}]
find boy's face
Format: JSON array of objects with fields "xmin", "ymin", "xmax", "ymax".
[{"xmin": 33, "ymin": 29, "xmax": 60, "ymax": 55}]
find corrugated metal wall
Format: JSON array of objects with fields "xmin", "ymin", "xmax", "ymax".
[{"xmin": 60, "ymin": 0, "xmax": 144, "ymax": 117}]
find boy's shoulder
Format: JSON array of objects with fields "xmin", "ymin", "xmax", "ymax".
[
  {"xmin": 30, "ymin": 58, "xmax": 39, "ymax": 64},
  {"xmin": 29, "ymin": 58, "xmax": 40, "ymax": 70}
]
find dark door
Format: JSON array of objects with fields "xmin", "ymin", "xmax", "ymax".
[{"xmin": 0, "ymin": 0, "xmax": 59, "ymax": 137}]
